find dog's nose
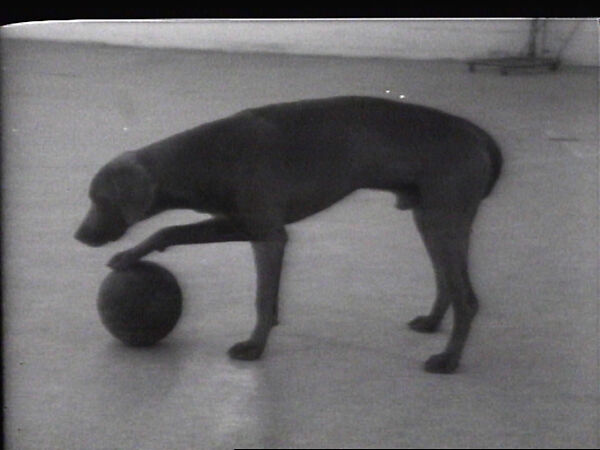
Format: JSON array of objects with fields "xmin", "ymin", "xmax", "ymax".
[
  {"xmin": 74, "ymin": 226, "xmax": 86, "ymax": 243},
  {"xmin": 74, "ymin": 225, "xmax": 103, "ymax": 247}
]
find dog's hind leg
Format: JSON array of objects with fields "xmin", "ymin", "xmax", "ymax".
[
  {"xmin": 412, "ymin": 203, "xmax": 479, "ymax": 373},
  {"xmin": 407, "ymin": 205, "xmax": 452, "ymax": 333},
  {"xmin": 409, "ymin": 204, "xmax": 475, "ymax": 328},
  {"xmin": 228, "ymin": 228, "xmax": 288, "ymax": 361},
  {"xmin": 408, "ymin": 165, "xmax": 486, "ymax": 373}
]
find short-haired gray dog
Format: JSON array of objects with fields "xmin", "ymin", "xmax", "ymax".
[{"xmin": 75, "ymin": 96, "xmax": 502, "ymax": 373}]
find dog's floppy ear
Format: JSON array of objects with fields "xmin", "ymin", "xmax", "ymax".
[{"xmin": 107, "ymin": 155, "xmax": 158, "ymax": 225}]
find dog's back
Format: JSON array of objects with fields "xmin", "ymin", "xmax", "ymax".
[
  {"xmin": 139, "ymin": 97, "xmax": 496, "ymax": 217},
  {"xmin": 241, "ymin": 96, "xmax": 502, "ymax": 216}
]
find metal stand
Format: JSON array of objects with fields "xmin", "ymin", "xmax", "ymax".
[
  {"xmin": 468, "ymin": 56, "xmax": 560, "ymax": 75},
  {"xmin": 467, "ymin": 20, "xmax": 577, "ymax": 75}
]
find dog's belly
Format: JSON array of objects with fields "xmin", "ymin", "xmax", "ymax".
[
  {"xmin": 280, "ymin": 158, "xmax": 418, "ymax": 224},
  {"xmin": 283, "ymin": 186, "xmax": 355, "ymax": 223},
  {"xmin": 276, "ymin": 144, "xmax": 422, "ymax": 224}
]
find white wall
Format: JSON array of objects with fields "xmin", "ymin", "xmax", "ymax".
[{"xmin": 2, "ymin": 19, "xmax": 598, "ymax": 66}]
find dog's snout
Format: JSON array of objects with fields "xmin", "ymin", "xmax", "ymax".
[
  {"xmin": 74, "ymin": 224, "xmax": 106, "ymax": 247},
  {"xmin": 74, "ymin": 202, "xmax": 128, "ymax": 247}
]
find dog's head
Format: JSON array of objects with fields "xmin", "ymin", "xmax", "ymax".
[{"xmin": 74, "ymin": 152, "xmax": 157, "ymax": 247}]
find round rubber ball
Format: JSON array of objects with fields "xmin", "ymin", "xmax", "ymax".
[{"xmin": 97, "ymin": 261, "xmax": 182, "ymax": 346}]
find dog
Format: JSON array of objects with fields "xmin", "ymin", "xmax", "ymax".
[{"xmin": 75, "ymin": 96, "xmax": 502, "ymax": 373}]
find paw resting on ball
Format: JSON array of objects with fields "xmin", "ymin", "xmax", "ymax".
[{"xmin": 107, "ymin": 249, "xmax": 143, "ymax": 270}]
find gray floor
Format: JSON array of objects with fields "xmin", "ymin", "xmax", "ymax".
[{"xmin": 3, "ymin": 39, "xmax": 598, "ymax": 449}]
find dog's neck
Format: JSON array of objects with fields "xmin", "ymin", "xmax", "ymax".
[
  {"xmin": 148, "ymin": 183, "xmax": 233, "ymax": 217},
  {"xmin": 149, "ymin": 189, "xmax": 191, "ymax": 214}
]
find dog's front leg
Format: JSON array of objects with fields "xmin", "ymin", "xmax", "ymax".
[
  {"xmin": 228, "ymin": 228, "xmax": 287, "ymax": 361},
  {"xmin": 107, "ymin": 217, "xmax": 249, "ymax": 270}
]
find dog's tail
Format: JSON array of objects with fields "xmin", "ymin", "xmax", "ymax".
[{"xmin": 483, "ymin": 136, "xmax": 503, "ymax": 198}]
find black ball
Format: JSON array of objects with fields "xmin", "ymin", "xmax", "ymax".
[{"xmin": 97, "ymin": 261, "xmax": 183, "ymax": 346}]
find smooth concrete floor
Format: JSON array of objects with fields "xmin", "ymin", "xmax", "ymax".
[{"xmin": 2, "ymin": 39, "xmax": 598, "ymax": 449}]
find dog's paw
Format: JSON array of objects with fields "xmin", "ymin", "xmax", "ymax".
[
  {"xmin": 107, "ymin": 249, "xmax": 142, "ymax": 271},
  {"xmin": 424, "ymin": 352, "xmax": 459, "ymax": 374},
  {"xmin": 408, "ymin": 315, "xmax": 441, "ymax": 333},
  {"xmin": 227, "ymin": 340, "xmax": 265, "ymax": 361}
]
